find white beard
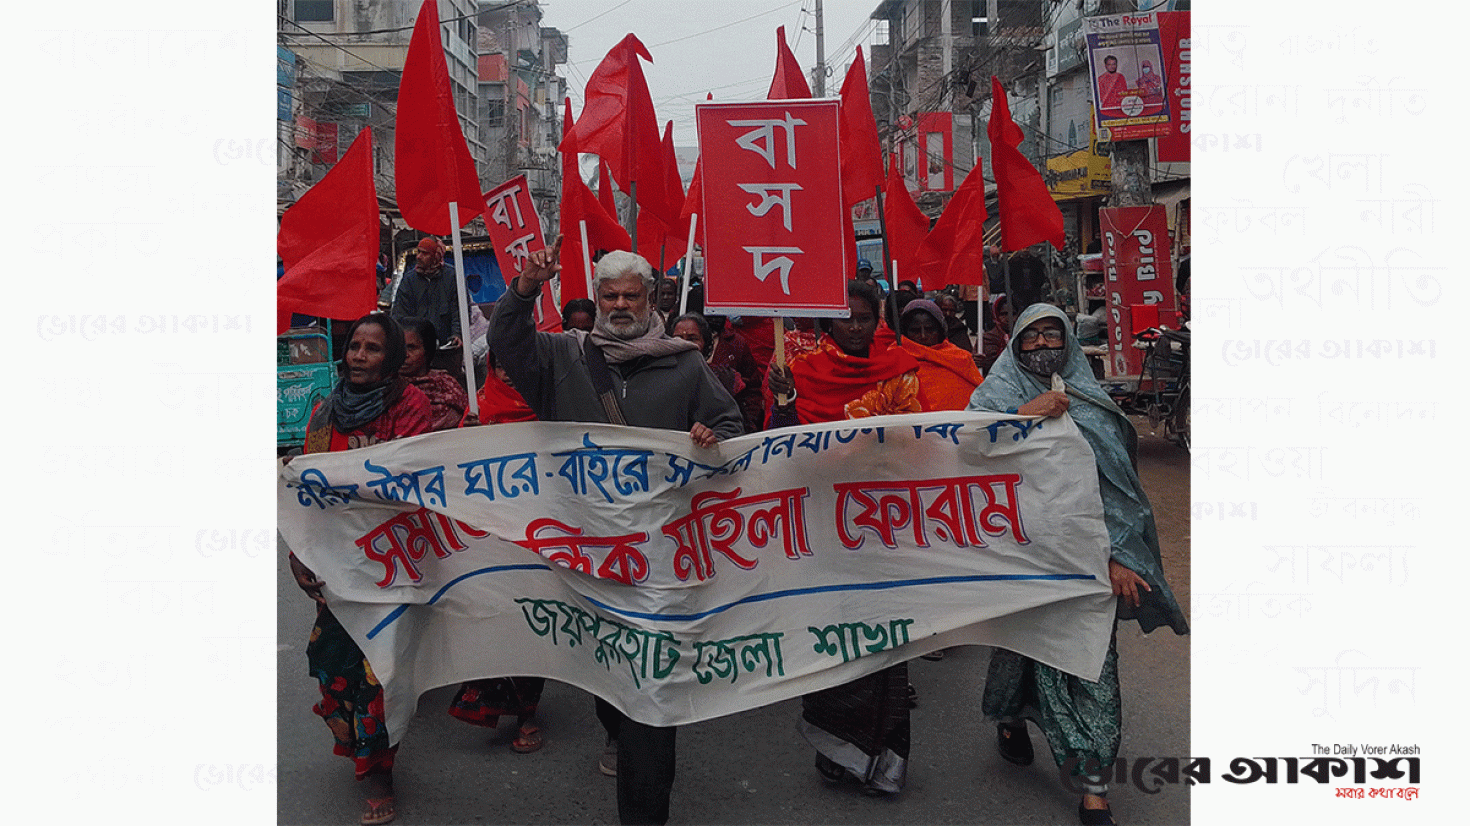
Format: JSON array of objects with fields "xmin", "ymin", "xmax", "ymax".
[{"xmin": 595, "ymin": 309, "xmax": 654, "ymax": 340}]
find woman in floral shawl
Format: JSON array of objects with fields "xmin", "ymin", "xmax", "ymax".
[
  {"xmin": 767, "ymin": 280, "xmax": 920, "ymax": 796},
  {"xmin": 966, "ymin": 303, "xmax": 1188, "ymax": 826}
]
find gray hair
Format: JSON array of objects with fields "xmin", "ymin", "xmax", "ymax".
[{"xmin": 592, "ymin": 250, "xmax": 656, "ymax": 296}]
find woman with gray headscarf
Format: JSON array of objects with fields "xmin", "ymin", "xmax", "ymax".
[{"xmin": 966, "ymin": 303, "xmax": 1188, "ymax": 826}]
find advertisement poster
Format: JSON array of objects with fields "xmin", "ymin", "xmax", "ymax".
[
  {"xmin": 1099, "ymin": 205, "xmax": 1174, "ymax": 377},
  {"xmin": 696, "ymin": 100, "xmax": 850, "ymax": 317},
  {"xmin": 1085, "ymin": 11, "xmax": 1172, "ymax": 142}
]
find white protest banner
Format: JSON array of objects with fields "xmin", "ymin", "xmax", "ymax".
[{"xmin": 278, "ymin": 410, "xmax": 1115, "ymax": 745}]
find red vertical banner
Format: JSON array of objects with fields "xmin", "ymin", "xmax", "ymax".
[
  {"xmin": 483, "ymin": 174, "xmax": 560, "ymax": 331},
  {"xmin": 1099, "ymin": 206, "xmax": 1174, "ymax": 377},
  {"xmin": 917, "ymin": 111, "xmax": 953, "ymax": 192},
  {"xmin": 1155, "ymin": 11, "xmax": 1191, "ymax": 163},
  {"xmin": 313, "ymin": 122, "xmax": 339, "ymax": 164},
  {"xmin": 696, "ymin": 100, "xmax": 849, "ymax": 317}
]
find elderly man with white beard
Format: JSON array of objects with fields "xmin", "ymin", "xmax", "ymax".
[{"xmin": 487, "ymin": 238, "xmax": 743, "ymax": 825}]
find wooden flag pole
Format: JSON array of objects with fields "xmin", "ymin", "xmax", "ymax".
[
  {"xmin": 679, "ymin": 213, "xmax": 698, "ymax": 316},
  {"xmin": 874, "ymin": 182, "xmax": 900, "ymax": 342},
  {"xmin": 448, "ymin": 201, "xmax": 479, "ymax": 417},
  {"xmin": 580, "ymin": 219, "xmax": 594, "ymax": 299}
]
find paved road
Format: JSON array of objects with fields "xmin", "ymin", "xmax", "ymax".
[{"xmin": 278, "ymin": 421, "xmax": 1191, "ymax": 825}]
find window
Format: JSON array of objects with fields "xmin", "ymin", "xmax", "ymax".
[
  {"xmin": 486, "ymin": 101, "xmax": 505, "ymax": 128},
  {"xmin": 295, "ymin": 1, "xmax": 332, "ymax": 23}
]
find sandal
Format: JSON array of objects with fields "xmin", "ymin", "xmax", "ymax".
[
  {"xmin": 997, "ymin": 721, "xmax": 1034, "ymax": 766},
  {"xmin": 1078, "ymin": 798, "xmax": 1116, "ymax": 825},
  {"xmin": 361, "ymin": 796, "xmax": 396, "ymax": 826},
  {"xmin": 511, "ymin": 724, "xmax": 544, "ymax": 753}
]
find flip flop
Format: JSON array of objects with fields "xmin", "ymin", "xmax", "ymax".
[
  {"xmin": 511, "ymin": 724, "xmax": 544, "ymax": 753},
  {"xmin": 361, "ymin": 796, "xmax": 396, "ymax": 826}
]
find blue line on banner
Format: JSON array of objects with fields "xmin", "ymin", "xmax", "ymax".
[
  {"xmin": 365, "ymin": 563, "xmax": 552, "ymax": 639},
  {"xmin": 582, "ymin": 574, "xmax": 1099, "ymax": 622},
  {"xmin": 365, "ymin": 569, "xmax": 1096, "ymax": 637}
]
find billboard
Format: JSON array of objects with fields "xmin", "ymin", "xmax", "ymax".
[{"xmin": 1084, "ymin": 12, "xmax": 1172, "ymax": 142}]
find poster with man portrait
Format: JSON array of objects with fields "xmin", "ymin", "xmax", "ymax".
[{"xmin": 1085, "ymin": 11, "xmax": 1172, "ymax": 141}]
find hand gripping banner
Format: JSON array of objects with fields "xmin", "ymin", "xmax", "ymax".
[{"xmin": 278, "ymin": 410, "xmax": 1116, "ymax": 745}]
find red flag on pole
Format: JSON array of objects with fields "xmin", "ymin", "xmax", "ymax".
[
  {"xmin": 838, "ymin": 47, "xmax": 884, "ymax": 207},
  {"xmin": 883, "ymin": 153, "xmax": 930, "ymax": 284},
  {"xmin": 394, "ymin": 0, "xmax": 483, "ymax": 234},
  {"xmin": 767, "ymin": 26, "xmax": 812, "ymax": 99},
  {"xmin": 560, "ymin": 99, "xmax": 632, "ymax": 301},
  {"xmin": 561, "ymin": 34, "xmax": 662, "ymax": 202},
  {"xmin": 277, "ymin": 128, "xmax": 380, "ymax": 333},
  {"xmin": 597, "ymin": 160, "xmax": 618, "ymax": 220},
  {"xmin": 635, "ymin": 120, "xmax": 687, "ymax": 263},
  {"xmin": 988, "ymin": 76, "xmax": 1065, "ymax": 251},
  {"xmin": 912, "ymin": 158, "xmax": 989, "ymax": 286}
]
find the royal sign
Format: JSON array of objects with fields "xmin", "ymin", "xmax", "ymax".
[{"xmin": 696, "ymin": 100, "xmax": 850, "ymax": 317}]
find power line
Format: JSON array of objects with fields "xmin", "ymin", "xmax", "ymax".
[{"xmin": 562, "ymin": 0, "xmax": 634, "ymax": 33}]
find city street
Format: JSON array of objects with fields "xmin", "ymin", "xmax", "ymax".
[{"xmin": 278, "ymin": 421, "xmax": 1191, "ymax": 825}]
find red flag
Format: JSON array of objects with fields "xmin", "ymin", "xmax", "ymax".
[
  {"xmin": 883, "ymin": 153, "xmax": 930, "ymax": 285},
  {"xmin": 560, "ymin": 99, "xmax": 631, "ymax": 301},
  {"xmin": 394, "ymin": 0, "xmax": 483, "ymax": 234},
  {"xmin": 838, "ymin": 47, "xmax": 883, "ymax": 207},
  {"xmin": 988, "ymin": 76, "xmax": 1065, "ymax": 251},
  {"xmin": 277, "ymin": 129, "xmax": 379, "ymax": 333},
  {"xmin": 912, "ymin": 157, "xmax": 989, "ymax": 286},
  {"xmin": 767, "ymin": 26, "xmax": 812, "ymax": 99},
  {"xmin": 678, "ymin": 159, "xmax": 704, "ymax": 250},
  {"xmin": 598, "ymin": 160, "xmax": 618, "ymax": 221},
  {"xmin": 561, "ymin": 34, "xmax": 662, "ymax": 201},
  {"xmin": 635, "ymin": 120, "xmax": 689, "ymax": 265}
]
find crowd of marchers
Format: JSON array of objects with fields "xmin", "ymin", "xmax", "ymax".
[{"xmin": 284, "ymin": 238, "xmax": 1187, "ymax": 826}]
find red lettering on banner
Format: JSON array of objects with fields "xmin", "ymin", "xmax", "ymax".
[
  {"xmin": 513, "ymin": 517, "xmax": 651, "ymax": 585},
  {"xmin": 663, "ymin": 487, "xmax": 813, "ymax": 582},
  {"xmin": 833, "ymin": 475, "xmax": 1028, "ymax": 550},
  {"xmin": 355, "ymin": 507, "xmax": 471, "ymax": 587}
]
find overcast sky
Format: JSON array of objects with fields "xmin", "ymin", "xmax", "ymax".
[{"xmin": 541, "ymin": 0, "xmax": 883, "ymax": 146}]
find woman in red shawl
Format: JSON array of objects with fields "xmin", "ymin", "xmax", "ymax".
[
  {"xmin": 289, "ymin": 312, "xmax": 431, "ymax": 825},
  {"xmin": 399, "ymin": 318, "xmax": 468, "ymax": 432},
  {"xmin": 767, "ymin": 280, "xmax": 920, "ymax": 427},
  {"xmin": 766, "ymin": 280, "xmax": 920, "ymax": 796},
  {"xmin": 897, "ymin": 299, "xmax": 984, "ymax": 412}
]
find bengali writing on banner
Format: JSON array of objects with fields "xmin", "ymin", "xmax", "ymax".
[
  {"xmin": 1085, "ymin": 11, "xmax": 1172, "ymax": 142},
  {"xmin": 278, "ymin": 411, "xmax": 1116, "ymax": 744},
  {"xmin": 483, "ymin": 175, "xmax": 558, "ymax": 330},
  {"xmin": 696, "ymin": 100, "xmax": 850, "ymax": 317}
]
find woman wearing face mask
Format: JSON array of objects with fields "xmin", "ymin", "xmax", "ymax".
[
  {"xmin": 966, "ymin": 304, "xmax": 1189, "ymax": 826},
  {"xmin": 290, "ymin": 312, "xmax": 432, "ymax": 825}
]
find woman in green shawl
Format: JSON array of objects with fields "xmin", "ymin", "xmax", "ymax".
[{"xmin": 967, "ymin": 303, "xmax": 1189, "ymax": 826}]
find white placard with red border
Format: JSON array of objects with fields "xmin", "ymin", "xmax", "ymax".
[{"xmin": 696, "ymin": 100, "xmax": 850, "ymax": 317}]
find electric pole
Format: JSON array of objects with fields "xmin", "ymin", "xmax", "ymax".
[{"xmin": 812, "ymin": 0, "xmax": 825, "ymax": 96}]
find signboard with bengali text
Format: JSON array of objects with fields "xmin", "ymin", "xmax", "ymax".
[{"xmin": 696, "ymin": 100, "xmax": 851, "ymax": 317}]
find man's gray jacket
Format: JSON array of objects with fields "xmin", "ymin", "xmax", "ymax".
[{"xmin": 488, "ymin": 287, "xmax": 744, "ymax": 439}]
